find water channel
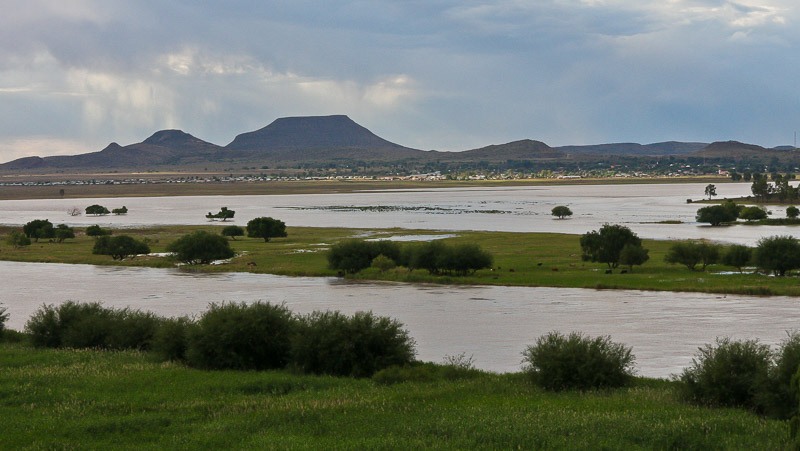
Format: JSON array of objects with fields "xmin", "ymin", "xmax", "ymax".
[{"xmin": 2, "ymin": 182, "xmax": 799, "ymax": 379}]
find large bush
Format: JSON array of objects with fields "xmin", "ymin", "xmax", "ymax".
[
  {"xmin": 25, "ymin": 301, "xmax": 161, "ymax": 350},
  {"xmin": 327, "ymin": 239, "xmax": 401, "ymax": 274},
  {"xmin": 92, "ymin": 235, "xmax": 150, "ymax": 260},
  {"xmin": 0, "ymin": 306, "xmax": 8, "ymax": 339},
  {"xmin": 664, "ymin": 241, "xmax": 721, "ymax": 271},
  {"xmin": 186, "ymin": 302, "xmax": 295, "ymax": 370},
  {"xmin": 754, "ymin": 235, "xmax": 800, "ymax": 276},
  {"xmin": 167, "ymin": 230, "xmax": 234, "ymax": 264},
  {"xmin": 522, "ymin": 331, "xmax": 635, "ymax": 391},
  {"xmin": 292, "ymin": 310, "xmax": 416, "ymax": 377},
  {"xmin": 151, "ymin": 316, "xmax": 194, "ymax": 362},
  {"xmin": 679, "ymin": 338, "xmax": 772, "ymax": 412},
  {"xmin": 579, "ymin": 224, "xmax": 642, "ymax": 270}
]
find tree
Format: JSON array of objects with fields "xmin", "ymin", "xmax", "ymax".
[
  {"xmin": 738, "ymin": 206, "xmax": 767, "ymax": 222},
  {"xmin": 751, "ymin": 176, "xmax": 771, "ymax": 200},
  {"xmin": 618, "ymin": 243, "xmax": 649, "ymax": 272},
  {"xmin": 54, "ymin": 224, "xmax": 75, "ymax": 243},
  {"xmin": 206, "ymin": 207, "xmax": 235, "ymax": 221},
  {"xmin": 579, "ymin": 224, "xmax": 642, "ymax": 269},
  {"xmin": 167, "ymin": 231, "xmax": 235, "ymax": 264},
  {"xmin": 85, "ymin": 204, "xmax": 110, "ymax": 216},
  {"xmin": 5, "ymin": 231, "xmax": 31, "ymax": 248},
  {"xmin": 787, "ymin": 206, "xmax": 800, "ymax": 219},
  {"xmin": 371, "ymin": 254, "xmax": 396, "ymax": 273},
  {"xmin": 22, "ymin": 219, "xmax": 55, "ymax": 242},
  {"xmin": 696, "ymin": 202, "xmax": 741, "ymax": 226},
  {"xmin": 86, "ymin": 225, "xmax": 112, "ymax": 237},
  {"xmin": 92, "ymin": 235, "xmax": 151, "ymax": 260},
  {"xmin": 722, "ymin": 245, "xmax": 752, "ymax": 273},
  {"xmin": 551, "ymin": 205, "xmax": 573, "ymax": 219},
  {"xmin": 729, "ymin": 171, "xmax": 742, "ymax": 182},
  {"xmin": 246, "ymin": 217, "xmax": 287, "ymax": 242},
  {"xmin": 754, "ymin": 235, "xmax": 800, "ymax": 276},
  {"xmin": 664, "ymin": 241, "xmax": 721, "ymax": 271},
  {"xmin": 221, "ymin": 225, "xmax": 245, "ymax": 240},
  {"xmin": 704, "ymin": 184, "xmax": 717, "ymax": 200},
  {"xmin": 112, "ymin": 206, "xmax": 128, "ymax": 215}
]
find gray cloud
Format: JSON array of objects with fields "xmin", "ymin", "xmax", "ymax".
[{"xmin": 0, "ymin": 0, "xmax": 798, "ymax": 162}]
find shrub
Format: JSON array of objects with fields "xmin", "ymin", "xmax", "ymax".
[
  {"xmin": 246, "ymin": 217, "xmax": 287, "ymax": 242},
  {"xmin": 399, "ymin": 241, "xmax": 492, "ymax": 275},
  {"xmin": 86, "ymin": 224, "xmax": 112, "ymax": 237},
  {"xmin": 551, "ymin": 205, "xmax": 573, "ymax": 219},
  {"xmin": 292, "ymin": 310, "xmax": 416, "ymax": 377},
  {"xmin": 5, "ymin": 231, "xmax": 30, "ymax": 248},
  {"xmin": 522, "ymin": 331, "xmax": 635, "ymax": 391},
  {"xmin": 22, "ymin": 219, "xmax": 54, "ymax": 242},
  {"xmin": 54, "ymin": 224, "xmax": 75, "ymax": 243},
  {"xmin": 328, "ymin": 239, "xmax": 400, "ymax": 274},
  {"xmin": 372, "ymin": 358, "xmax": 480, "ymax": 385},
  {"xmin": 24, "ymin": 301, "xmax": 161, "ymax": 350},
  {"xmin": 664, "ymin": 241, "xmax": 720, "ymax": 271},
  {"xmin": 770, "ymin": 332, "xmax": 800, "ymax": 419},
  {"xmin": 85, "ymin": 204, "xmax": 110, "ymax": 216},
  {"xmin": 221, "ymin": 225, "xmax": 245, "ymax": 240},
  {"xmin": 788, "ymin": 206, "xmax": 800, "ymax": 219},
  {"xmin": 754, "ymin": 235, "xmax": 800, "ymax": 276},
  {"xmin": 739, "ymin": 206, "xmax": 767, "ymax": 222},
  {"xmin": 0, "ymin": 306, "xmax": 8, "ymax": 339},
  {"xmin": 151, "ymin": 316, "xmax": 194, "ymax": 362},
  {"xmin": 186, "ymin": 302, "xmax": 295, "ymax": 370},
  {"xmin": 371, "ymin": 254, "xmax": 396, "ymax": 273},
  {"xmin": 722, "ymin": 244, "xmax": 752, "ymax": 273},
  {"xmin": 678, "ymin": 337, "xmax": 772, "ymax": 412},
  {"xmin": 92, "ymin": 235, "xmax": 151, "ymax": 260},
  {"xmin": 167, "ymin": 230, "xmax": 234, "ymax": 264}
]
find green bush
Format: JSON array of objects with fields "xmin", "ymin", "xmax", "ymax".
[
  {"xmin": 86, "ymin": 224, "xmax": 112, "ymax": 237},
  {"xmin": 92, "ymin": 235, "xmax": 151, "ymax": 260},
  {"xmin": 0, "ymin": 306, "xmax": 8, "ymax": 339},
  {"xmin": 770, "ymin": 332, "xmax": 800, "ymax": 418},
  {"xmin": 151, "ymin": 316, "xmax": 194, "ymax": 362},
  {"xmin": 186, "ymin": 302, "xmax": 295, "ymax": 370},
  {"xmin": 679, "ymin": 338, "xmax": 772, "ymax": 412},
  {"xmin": 292, "ymin": 310, "xmax": 416, "ymax": 377},
  {"xmin": 167, "ymin": 230, "xmax": 234, "ymax": 264},
  {"xmin": 327, "ymin": 239, "xmax": 400, "ymax": 274},
  {"xmin": 522, "ymin": 331, "xmax": 636, "ymax": 391},
  {"xmin": 25, "ymin": 302, "xmax": 161, "ymax": 350}
]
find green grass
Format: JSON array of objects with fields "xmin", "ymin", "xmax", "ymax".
[
  {"xmin": 0, "ymin": 342, "xmax": 789, "ymax": 449},
  {"xmin": 3, "ymin": 224, "xmax": 800, "ymax": 296}
]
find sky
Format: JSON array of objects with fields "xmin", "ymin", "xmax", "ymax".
[{"xmin": 1, "ymin": 1, "xmax": 799, "ymax": 162}]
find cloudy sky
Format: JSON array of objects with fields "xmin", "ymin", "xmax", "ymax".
[{"xmin": 1, "ymin": 1, "xmax": 798, "ymax": 162}]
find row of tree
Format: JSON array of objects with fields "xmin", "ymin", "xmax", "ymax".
[
  {"xmin": 696, "ymin": 201, "xmax": 800, "ymax": 226},
  {"xmin": 666, "ymin": 236, "xmax": 800, "ymax": 276},
  {"xmin": 327, "ymin": 239, "xmax": 493, "ymax": 276}
]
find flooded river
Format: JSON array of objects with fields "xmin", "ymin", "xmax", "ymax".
[
  {"xmin": 2, "ymin": 261, "xmax": 798, "ymax": 379},
  {"xmin": 0, "ymin": 182, "xmax": 794, "ymax": 245}
]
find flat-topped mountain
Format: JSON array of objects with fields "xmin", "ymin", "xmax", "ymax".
[
  {"xmin": 226, "ymin": 115, "xmax": 410, "ymax": 152},
  {"xmin": 0, "ymin": 115, "xmax": 795, "ymax": 172}
]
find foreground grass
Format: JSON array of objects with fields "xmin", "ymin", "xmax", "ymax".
[
  {"xmin": 2, "ymin": 224, "xmax": 799, "ymax": 297},
  {"xmin": 0, "ymin": 342, "xmax": 788, "ymax": 449}
]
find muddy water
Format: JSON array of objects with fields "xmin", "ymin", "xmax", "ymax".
[
  {"xmin": 0, "ymin": 183, "xmax": 791, "ymax": 244},
  {"xmin": 2, "ymin": 261, "xmax": 797, "ymax": 379}
]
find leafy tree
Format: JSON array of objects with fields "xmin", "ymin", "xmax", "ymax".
[
  {"xmin": 328, "ymin": 240, "xmax": 400, "ymax": 274},
  {"xmin": 221, "ymin": 225, "xmax": 244, "ymax": 240},
  {"xmin": 787, "ymin": 206, "xmax": 800, "ymax": 219},
  {"xmin": 371, "ymin": 254, "xmax": 396, "ymax": 273},
  {"xmin": 167, "ymin": 231, "xmax": 234, "ymax": 264},
  {"xmin": 664, "ymin": 241, "xmax": 721, "ymax": 271},
  {"xmin": 730, "ymin": 171, "xmax": 742, "ymax": 182},
  {"xmin": 618, "ymin": 243, "xmax": 649, "ymax": 272},
  {"xmin": 437, "ymin": 243, "xmax": 493, "ymax": 276},
  {"xmin": 551, "ymin": 205, "xmax": 573, "ymax": 219},
  {"xmin": 5, "ymin": 231, "xmax": 31, "ymax": 248},
  {"xmin": 722, "ymin": 245, "xmax": 752, "ymax": 273},
  {"xmin": 85, "ymin": 204, "xmax": 110, "ymax": 216},
  {"xmin": 704, "ymin": 184, "xmax": 717, "ymax": 200},
  {"xmin": 579, "ymin": 224, "xmax": 642, "ymax": 269},
  {"xmin": 696, "ymin": 202, "xmax": 741, "ymax": 226},
  {"xmin": 22, "ymin": 219, "xmax": 55, "ymax": 242},
  {"xmin": 54, "ymin": 224, "xmax": 75, "ymax": 243},
  {"xmin": 112, "ymin": 206, "xmax": 128, "ymax": 215},
  {"xmin": 754, "ymin": 235, "xmax": 800, "ymax": 276},
  {"xmin": 206, "ymin": 207, "xmax": 235, "ymax": 221},
  {"xmin": 246, "ymin": 217, "xmax": 287, "ymax": 242},
  {"xmin": 738, "ymin": 206, "xmax": 767, "ymax": 222},
  {"xmin": 86, "ymin": 225, "xmax": 112, "ymax": 237},
  {"xmin": 751, "ymin": 175, "xmax": 771, "ymax": 200},
  {"xmin": 92, "ymin": 235, "xmax": 151, "ymax": 260}
]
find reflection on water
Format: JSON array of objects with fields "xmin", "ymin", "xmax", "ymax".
[{"xmin": 2, "ymin": 260, "xmax": 798, "ymax": 379}]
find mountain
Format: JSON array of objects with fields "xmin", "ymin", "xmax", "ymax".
[
  {"xmin": 556, "ymin": 141, "xmax": 707, "ymax": 156},
  {"xmin": 451, "ymin": 140, "xmax": 563, "ymax": 161},
  {"xmin": 0, "ymin": 130, "xmax": 222, "ymax": 170}
]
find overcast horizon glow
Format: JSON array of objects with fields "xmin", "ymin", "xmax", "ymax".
[{"xmin": 1, "ymin": 1, "xmax": 798, "ymax": 162}]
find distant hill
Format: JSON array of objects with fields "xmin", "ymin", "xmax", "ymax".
[
  {"xmin": 556, "ymin": 142, "xmax": 707, "ymax": 156},
  {"xmin": 0, "ymin": 115, "xmax": 794, "ymax": 172},
  {"xmin": 692, "ymin": 141, "xmax": 788, "ymax": 161}
]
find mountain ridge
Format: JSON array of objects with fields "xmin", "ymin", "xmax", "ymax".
[{"xmin": 0, "ymin": 115, "xmax": 795, "ymax": 171}]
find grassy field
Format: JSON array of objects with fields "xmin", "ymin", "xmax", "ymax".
[
  {"xmin": 0, "ymin": 342, "xmax": 789, "ymax": 449},
  {"xmin": 2, "ymin": 224, "xmax": 798, "ymax": 297}
]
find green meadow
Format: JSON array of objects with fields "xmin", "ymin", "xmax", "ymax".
[
  {"xmin": 0, "ymin": 342, "xmax": 789, "ymax": 449},
  {"xmin": 1, "ymin": 224, "xmax": 798, "ymax": 296}
]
